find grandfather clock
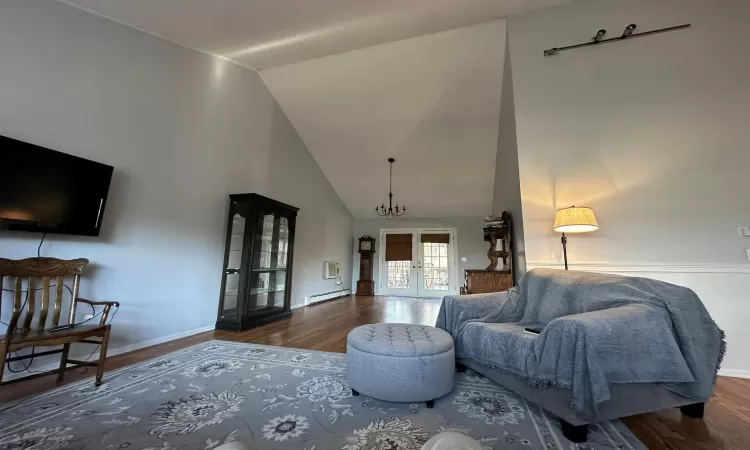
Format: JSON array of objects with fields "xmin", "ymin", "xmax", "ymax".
[{"xmin": 356, "ymin": 235, "xmax": 376, "ymax": 296}]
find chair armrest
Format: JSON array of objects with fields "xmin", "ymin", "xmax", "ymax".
[
  {"xmin": 444, "ymin": 292, "xmax": 512, "ymax": 317},
  {"xmin": 76, "ymin": 298, "xmax": 121, "ymax": 307},
  {"xmin": 540, "ymin": 304, "xmax": 692, "ymax": 383},
  {"xmin": 76, "ymin": 298, "xmax": 120, "ymax": 325},
  {"xmin": 436, "ymin": 291, "xmax": 520, "ymax": 337},
  {"xmin": 545, "ymin": 304, "xmax": 654, "ymax": 331},
  {"xmin": 542, "ymin": 305, "xmax": 658, "ymax": 343}
]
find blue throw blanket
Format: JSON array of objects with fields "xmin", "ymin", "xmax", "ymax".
[{"xmin": 436, "ymin": 269, "xmax": 725, "ymax": 415}]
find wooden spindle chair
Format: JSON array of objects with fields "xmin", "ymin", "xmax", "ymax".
[{"xmin": 0, "ymin": 257, "xmax": 119, "ymax": 386}]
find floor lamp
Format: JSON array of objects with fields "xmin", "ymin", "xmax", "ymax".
[{"xmin": 553, "ymin": 206, "xmax": 599, "ymax": 270}]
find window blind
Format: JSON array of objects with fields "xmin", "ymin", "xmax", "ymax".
[
  {"xmin": 385, "ymin": 234, "xmax": 413, "ymax": 261},
  {"xmin": 420, "ymin": 233, "xmax": 450, "ymax": 244}
]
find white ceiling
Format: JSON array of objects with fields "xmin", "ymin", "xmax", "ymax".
[
  {"xmin": 58, "ymin": 0, "xmax": 566, "ymax": 219},
  {"xmin": 262, "ymin": 21, "xmax": 507, "ymax": 218},
  {"xmin": 60, "ymin": 0, "xmax": 569, "ymax": 70}
]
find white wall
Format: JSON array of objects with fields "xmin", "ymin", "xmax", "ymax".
[
  {"xmin": 0, "ymin": 0, "xmax": 352, "ymax": 368},
  {"xmin": 509, "ymin": 0, "xmax": 750, "ymax": 376},
  {"xmin": 352, "ymin": 217, "xmax": 488, "ymax": 294},
  {"xmin": 261, "ymin": 21, "xmax": 507, "ymax": 218}
]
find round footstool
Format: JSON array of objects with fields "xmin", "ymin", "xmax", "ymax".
[{"xmin": 346, "ymin": 323, "xmax": 455, "ymax": 407}]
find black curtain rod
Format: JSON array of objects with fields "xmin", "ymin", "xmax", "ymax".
[{"xmin": 544, "ymin": 24, "xmax": 691, "ymax": 56}]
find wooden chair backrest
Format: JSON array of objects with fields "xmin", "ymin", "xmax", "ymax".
[{"xmin": 0, "ymin": 257, "xmax": 89, "ymax": 334}]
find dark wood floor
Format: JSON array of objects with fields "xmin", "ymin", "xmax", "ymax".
[{"xmin": 1, "ymin": 296, "xmax": 748, "ymax": 449}]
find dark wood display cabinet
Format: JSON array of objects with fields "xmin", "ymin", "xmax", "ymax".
[{"xmin": 215, "ymin": 194, "xmax": 299, "ymax": 331}]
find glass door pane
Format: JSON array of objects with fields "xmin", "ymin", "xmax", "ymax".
[
  {"xmin": 380, "ymin": 231, "xmax": 418, "ymax": 297},
  {"xmin": 277, "ymin": 217, "xmax": 289, "ymax": 270},
  {"xmin": 421, "ymin": 242, "xmax": 449, "ymax": 291},
  {"xmin": 417, "ymin": 231, "xmax": 454, "ymax": 298},
  {"xmin": 247, "ymin": 213, "xmax": 287, "ymax": 315},
  {"xmin": 221, "ymin": 212, "xmax": 246, "ymax": 320},
  {"xmin": 387, "ymin": 261, "xmax": 412, "ymax": 289}
]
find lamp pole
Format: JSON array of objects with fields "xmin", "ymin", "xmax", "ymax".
[{"xmin": 561, "ymin": 233, "xmax": 568, "ymax": 270}]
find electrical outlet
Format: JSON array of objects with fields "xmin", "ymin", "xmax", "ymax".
[
  {"xmin": 84, "ymin": 314, "xmax": 94, "ymax": 320},
  {"xmin": 746, "ymin": 249, "xmax": 750, "ymax": 262},
  {"xmin": 739, "ymin": 227, "xmax": 750, "ymax": 238},
  {"xmin": 461, "ymin": 257, "xmax": 467, "ymax": 263}
]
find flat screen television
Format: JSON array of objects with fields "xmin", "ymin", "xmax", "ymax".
[{"xmin": 0, "ymin": 135, "xmax": 114, "ymax": 237}]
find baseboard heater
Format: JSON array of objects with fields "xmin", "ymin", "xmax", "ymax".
[{"xmin": 305, "ymin": 289, "xmax": 351, "ymax": 306}]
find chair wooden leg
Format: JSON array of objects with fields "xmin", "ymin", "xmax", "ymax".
[
  {"xmin": 57, "ymin": 344, "xmax": 70, "ymax": 384},
  {"xmin": 0, "ymin": 343, "xmax": 8, "ymax": 385},
  {"xmin": 95, "ymin": 327, "xmax": 111, "ymax": 387}
]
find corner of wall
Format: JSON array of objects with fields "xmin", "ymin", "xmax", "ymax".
[
  {"xmin": 257, "ymin": 73, "xmax": 354, "ymax": 220},
  {"xmin": 492, "ymin": 30, "xmax": 526, "ymax": 282}
]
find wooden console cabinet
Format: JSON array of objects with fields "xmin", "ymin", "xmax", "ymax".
[{"xmin": 464, "ymin": 270, "xmax": 513, "ymax": 294}]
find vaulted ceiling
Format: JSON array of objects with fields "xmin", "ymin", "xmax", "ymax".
[
  {"xmin": 60, "ymin": 0, "xmax": 568, "ymax": 70},
  {"xmin": 262, "ymin": 21, "xmax": 508, "ymax": 218},
  {"xmin": 58, "ymin": 0, "xmax": 568, "ymax": 218}
]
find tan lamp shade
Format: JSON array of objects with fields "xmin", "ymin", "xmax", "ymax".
[{"xmin": 554, "ymin": 207, "xmax": 599, "ymax": 233}]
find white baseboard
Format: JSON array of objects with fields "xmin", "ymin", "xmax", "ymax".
[
  {"xmin": 527, "ymin": 262, "xmax": 750, "ymax": 274},
  {"xmin": 304, "ymin": 289, "xmax": 351, "ymax": 306},
  {"xmin": 6, "ymin": 321, "xmax": 750, "ymax": 385},
  {"xmin": 718, "ymin": 369, "xmax": 750, "ymax": 379},
  {"xmin": 3, "ymin": 325, "xmax": 215, "ymax": 382},
  {"xmin": 106, "ymin": 325, "xmax": 216, "ymax": 357}
]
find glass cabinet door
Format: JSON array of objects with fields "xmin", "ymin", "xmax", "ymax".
[
  {"xmin": 220, "ymin": 211, "xmax": 247, "ymax": 321},
  {"xmin": 246, "ymin": 213, "xmax": 290, "ymax": 316}
]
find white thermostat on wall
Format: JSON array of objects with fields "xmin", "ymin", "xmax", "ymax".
[
  {"xmin": 324, "ymin": 261, "xmax": 340, "ymax": 279},
  {"xmin": 739, "ymin": 227, "xmax": 750, "ymax": 238}
]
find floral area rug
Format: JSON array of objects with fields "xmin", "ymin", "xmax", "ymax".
[{"xmin": 0, "ymin": 340, "xmax": 645, "ymax": 450}]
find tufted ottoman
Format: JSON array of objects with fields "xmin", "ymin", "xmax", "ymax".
[{"xmin": 346, "ymin": 323, "xmax": 455, "ymax": 407}]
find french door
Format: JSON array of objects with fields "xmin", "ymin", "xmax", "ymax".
[{"xmin": 378, "ymin": 229, "xmax": 458, "ymax": 298}]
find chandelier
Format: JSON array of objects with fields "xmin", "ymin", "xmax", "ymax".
[{"xmin": 375, "ymin": 158, "xmax": 406, "ymax": 217}]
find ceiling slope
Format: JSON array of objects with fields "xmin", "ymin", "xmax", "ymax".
[
  {"xmin": 262, "ymin": 21, "xmax": 507, "ymax": 218},
  {"xmin": 60, "ymin": 0, "xmax": 568, "ymax": 69}
]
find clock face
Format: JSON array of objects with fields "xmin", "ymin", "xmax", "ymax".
[{"xmin": 360, "ymin": 240, "xmax": 372, "ymax": 251}]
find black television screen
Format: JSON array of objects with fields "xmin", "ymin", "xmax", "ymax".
[{"xmin": 0, "ymin": 135, "xmax": 114, "ymax": 237}]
